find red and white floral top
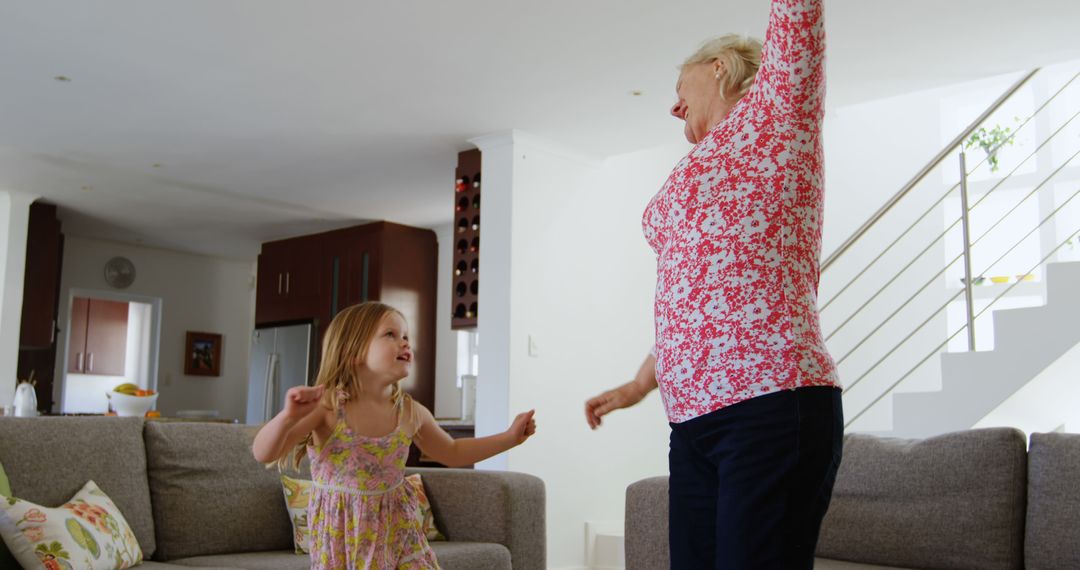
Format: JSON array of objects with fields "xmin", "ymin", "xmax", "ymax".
[{"xmin": 643, "ymin": 0, "xmax": 839, "ymax": 424}]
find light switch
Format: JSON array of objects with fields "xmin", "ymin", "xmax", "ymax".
[{"xmin": 528, "ymin": 335, "xmax": 540, "ymax": 358}]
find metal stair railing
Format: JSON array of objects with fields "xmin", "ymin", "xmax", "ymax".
[{"xmin": 819, "ymin": 66, "xmax": 1080, "ymax": 429}]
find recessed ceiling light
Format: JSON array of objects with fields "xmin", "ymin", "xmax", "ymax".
[{"xmin": 54, "ymin": 76, "xmax": 71, "ymax": 82}]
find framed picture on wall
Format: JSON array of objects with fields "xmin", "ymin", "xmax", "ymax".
[{"xmin": 184, "ymin": 332, "xmax": 222, "ymax": 376}]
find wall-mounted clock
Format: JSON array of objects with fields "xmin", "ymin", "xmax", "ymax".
[{"xmin": 104, "ymin": 256, "xmax": 136, "ymax": 289}]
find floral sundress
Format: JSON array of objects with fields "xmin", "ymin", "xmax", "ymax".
[{"xmin": 306, "ymin": 392, "xmax": 439, "ymax": 569}]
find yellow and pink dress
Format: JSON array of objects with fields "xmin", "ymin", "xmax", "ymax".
[{"xmin": 307, "ymin": 393, "xmax": 439, "ymax": 570}]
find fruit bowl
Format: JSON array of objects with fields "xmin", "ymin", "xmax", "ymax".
[{"xmin": 107, "ymin": 391, "xmax": 159, "ymax": 417}]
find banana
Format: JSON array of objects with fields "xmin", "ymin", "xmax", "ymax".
[{"xmin": 113, "ymin": 383, "xmax": 139, "ymax": 395}]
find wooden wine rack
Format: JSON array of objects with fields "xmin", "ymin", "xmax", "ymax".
[{"xmin": 451, "ymin": 149, "xmax": 480, "ymax": 330}]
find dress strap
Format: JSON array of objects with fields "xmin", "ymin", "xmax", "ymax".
[
  {"xmin": 397, "ymin": 392, "xmax": 421, "ymax": 438},
  {"xmin": 397, "ymin": 391, "xmax": 407, "ymax": 412},
  {"xmin": 334, "ymin": 388, "xmax": 349, "ymax": 423}
]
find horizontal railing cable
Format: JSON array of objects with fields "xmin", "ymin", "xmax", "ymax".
[{"xmin": 845, "ymin": 208, "xmax": 1080, "ymax": 427}]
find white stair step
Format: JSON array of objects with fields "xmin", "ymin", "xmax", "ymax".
[{"xmin": 889, "ymin": 261, "xmax": 1080, "ymax": 438}]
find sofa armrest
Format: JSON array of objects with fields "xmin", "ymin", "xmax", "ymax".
[
  {"xmin": 625, "ymin": 476, "xmax": 669, "ymax": 570},
  {"xmin": 408, "ymin": 467, "xmax": 545, "ymax": 570}
]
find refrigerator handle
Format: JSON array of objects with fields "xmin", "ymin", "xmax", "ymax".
[{"xmin": 263, "ymin": 353, "xmax": 278, "ymax": 422}]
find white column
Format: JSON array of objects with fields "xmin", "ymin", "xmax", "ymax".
[
  {"xmin": 0, "ymin": 191, "xmax": 38, "ymax": 407},
  {"xmin": 468, "ymin": 131, "xmax": 517, "ymax": 471}
]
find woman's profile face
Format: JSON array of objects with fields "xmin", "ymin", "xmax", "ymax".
[
  {"xmin": 673, "ymin": 59, "xmax": 734, "ymax": 143},
  {"xmin": 670, "ymin": 62, "xmax": 722, "ymax": 144}
]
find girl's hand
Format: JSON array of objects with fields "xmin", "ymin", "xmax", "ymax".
[
  {"xmin": 506, "ymin": 410, "xmax": 536, "ymax": 446},
  {"xmin": 283, "ymin": 385, "xmax": 325, "ymax": 420},
  {"xmin": 585, "ymin": 381, "xmax": 646, "ymax": 429}
]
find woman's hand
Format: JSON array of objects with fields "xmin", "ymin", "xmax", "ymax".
[
  {"xmin": 506, "ymin": 410, "xmax": 537, "ymax": 446},
  {"xmin": 585, "ymin": 381, "xmax": 647, "ymax": 429},
  {"xmin": 282, "ymin": 385, "xmax": 325, "ymax": 420}
]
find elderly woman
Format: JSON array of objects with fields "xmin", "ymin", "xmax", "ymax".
[{"xmin": 585, "ymin": 0, "xmax": 842, "ymax": 568}]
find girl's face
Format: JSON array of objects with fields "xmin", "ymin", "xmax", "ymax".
[{"xmin": 362, "ymin": 312, "xmax": 413, "ymax": 382}]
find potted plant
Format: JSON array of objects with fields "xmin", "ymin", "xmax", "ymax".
[{"xmin": 965, "ymin": 119, "xmax": 1020, "ymax": 172}]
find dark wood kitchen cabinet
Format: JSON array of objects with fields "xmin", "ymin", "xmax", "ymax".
[
  {"xmin": 67, "ymin": 297, "xmax": 128, "ymax": 376},
  {"xmin": 17, "ymin": 201, "xmax": 64, "ymax": 413},
  {"xmin": 254, "ymin": 221, "xmax": 438, "ymax": 411},
  {"xmin": 255, "ymin": 235, "xmax": 327, "ymax": 324},
  {"xmin": 19, "ymin": 202, "xmax": 63, "ymax": 348}
]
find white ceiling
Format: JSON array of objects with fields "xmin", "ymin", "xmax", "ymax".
[{"xmin": 3, "ymin": 0, "xmax": 1079, "ymax": 259}]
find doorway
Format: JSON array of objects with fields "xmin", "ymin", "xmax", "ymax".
[{"xmin": 58, "ymin": 289, "xmax": 162, "ymax": 414}]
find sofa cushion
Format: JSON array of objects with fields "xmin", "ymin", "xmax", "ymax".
[
  {"xmin": 138, "ymin": 563, "xmax": 238, "ymax": 570},
  {"xmin": 429, "ymin": 542, "xmax": 511, "ymax": 570},
  {"xmin": 167, "ymin": 543, "xmax": 511, "ymax": 570},
  {"xmin": 816, "ymin": 428, "xmax": 1026, "ymax": 570},
  {"xmin": 409, "ymin": 467, "xmax": 544, "ymax": 569},
  {"xmin": 144, "ymin": 422, "xmax": 306, "ymax": 560},
  {"xmin": 0, "ymin": 417, "xmax": 156, "ymax": 558},
  {"xmin": 166, "ymin": 550, "xmax": 309, "ymax": 569},
  {"xmin": 624, "ymin": 476, "xmax": 669, "ymax": 570},
  {"xmin": 0, "ymin": 479, "xmax": 143, "ymax": 569},
  {"xmin": 814, "ymin": 557, "xmax": 920, "ymax": 569},
  {"xmin": 1025, "ymin": 432, "xmax": 1080, "ymax": 570}
]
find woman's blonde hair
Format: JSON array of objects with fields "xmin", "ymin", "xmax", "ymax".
[
  {"xmin": 683, "ymin": 34, "xmax": 763, "ymax": 101},
  {"xmin": 278, "ymin": 301, "xmax": 408, "ymax": 470}
]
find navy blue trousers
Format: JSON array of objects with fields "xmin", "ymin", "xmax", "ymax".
[{"xmin": 668, "ymin": 386, "xmax": 843, "ymax": 570}]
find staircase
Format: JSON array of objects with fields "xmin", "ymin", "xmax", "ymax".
[
  {"xmin": 822, "ymin": 64, "xmax": 1080, "ymax": 436},
  {"xmin": 891, "ymin": 261, "xmax": 1080, "ymax": 437}
]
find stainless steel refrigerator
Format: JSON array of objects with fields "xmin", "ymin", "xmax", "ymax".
[{"xmin": 245, "ymin": 323, "xmax": 313, "ymax": 425}]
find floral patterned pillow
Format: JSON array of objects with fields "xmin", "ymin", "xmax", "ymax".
[
  {"xmin": 406, "ymin": 474, "xmax": 446, "ymax": 542},
  {"xmin": 279, "ymin": 474, "xmax": 312, "ymax": 554},
  {"xmin": 280, "ymin": 473, "xmax": 444, "ymax": 554},
  {"xmin": 0, "ymin": 480, "xmax": 142, "ymax": 570}
]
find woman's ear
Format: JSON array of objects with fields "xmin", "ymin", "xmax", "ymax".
[{"xmin": 712, "ymin": 58, "xmax": 726, "ymax": 78}]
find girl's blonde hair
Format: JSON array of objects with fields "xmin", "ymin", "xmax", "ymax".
[
  {"xmin": 278, "ymin": 301, "xmax": 408, "ymax": 470},
  {"xmin": 683, "ymin": 34, "xmax": 763, "ymax": 101}
]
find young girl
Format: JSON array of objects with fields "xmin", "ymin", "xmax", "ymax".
[{"xmin": 253, "ymin": 301, "xmax": 537, "ymax": 569}]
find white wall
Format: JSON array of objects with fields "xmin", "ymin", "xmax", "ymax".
[
  {"xmin": 473, "ymin": 131, "xmax": 683, "ymax": 568},
  {"xmin": 53, "ymin": 235, "xmax": 255, "ymax": 419},
  {"xmin": 431, "ymin": 222, "xmax": 464, "ymax": 419},
  {"xmin": 0, "ymin": 191, "xmax": 36, "ymax": 407}
]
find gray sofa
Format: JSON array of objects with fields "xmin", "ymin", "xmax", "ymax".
[
  {"xmin": 625, "ymin": 427, "xmax": 1080, "ymax": 569},
  {"xmin": 0, "ymin": 417, "xmax": 545, "ymax": 570}
]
